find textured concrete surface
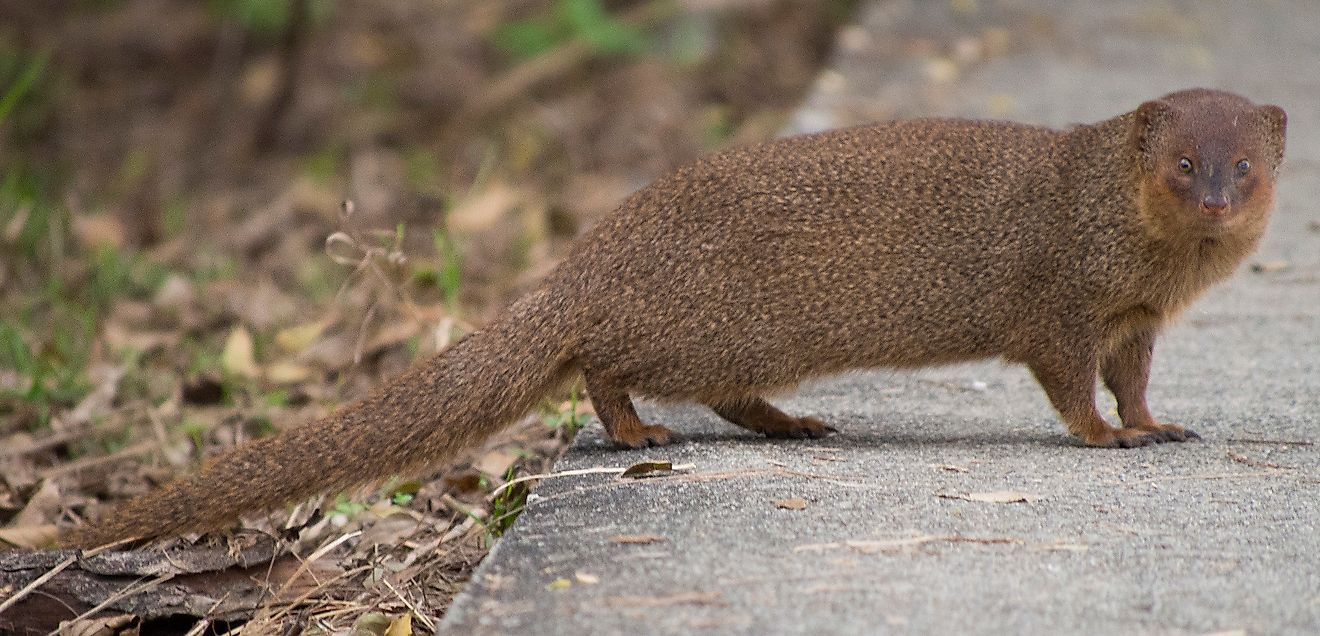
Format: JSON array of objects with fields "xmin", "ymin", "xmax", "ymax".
[{"xmin": 441, "ymin": 1, "xmax": 1320, "ymax": 634}]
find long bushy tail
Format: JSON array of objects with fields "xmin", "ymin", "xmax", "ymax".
[{"xmin": 64, "ymin": 290, "xmax": 574, "ymax": 547}]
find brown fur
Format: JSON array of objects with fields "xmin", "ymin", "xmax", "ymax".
[{"xmin": 64, "ymin": 89, "xmax": 1286, "ymax": 547}]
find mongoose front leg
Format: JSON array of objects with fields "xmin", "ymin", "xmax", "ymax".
[
  {"xmin": 583, "ymin": 373, "xmax": 676, "ymax": 448},
  {"xmin": 1029, "ymin": 353, "xmax": 1165, "ymax": 448},
  {"xmin": 708, "ymin": 397, "xmax": 836, "ymax": 439},
  {"xmin": 1101, "ymin": 329, "xmax": 1200, "ymax": 442}
]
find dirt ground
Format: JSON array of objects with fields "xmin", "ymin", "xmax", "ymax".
[{"xmin": 0, "ymin": 1, "xmax": 854, "ymax": 632}]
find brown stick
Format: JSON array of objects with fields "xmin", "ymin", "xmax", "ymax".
[
  {"xmin": 254, "ymin": 0, "xmax": 312, "ymax": 150},
  {"xmin": 0, "ymin": 429, "xmax": 84, "ymax": 458},
  {"xmin": 37, "ymin": 439, "xmax": 160, "ymax": 480}
]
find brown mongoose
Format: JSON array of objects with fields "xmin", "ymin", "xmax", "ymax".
[{"xmin": 65, "ymin": 88, "xmax": 1286, "ymax": 547}]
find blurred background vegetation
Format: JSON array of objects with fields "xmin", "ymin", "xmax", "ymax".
[
  {"xmin": 0, "ymin": 0, "xmax": 854, "ymax": 431},
  {"xmin": 0, "ymin": 0, "xmax": 854, "ymax": 627}
]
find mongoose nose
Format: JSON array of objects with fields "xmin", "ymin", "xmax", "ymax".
[{"xmin": 1200, "ymin": 192, "xmax": 1230, "ymax": 216}]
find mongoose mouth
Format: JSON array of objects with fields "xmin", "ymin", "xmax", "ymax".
[
  {"xmin": 1192, "ymin": 208, "xmax": 1237, "ymax": 233},
  {"xmin": 1198, "ymin": 204, "xmax": 1234, "ymax": 223},
  {"xmin": 1188, "ymin": 203, "xmax": 1267, "ymax": 241}
]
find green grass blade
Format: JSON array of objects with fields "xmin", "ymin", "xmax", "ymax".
[{"xmin": 0, "ymin": 52, "xmax": 48, "ymax": 127}]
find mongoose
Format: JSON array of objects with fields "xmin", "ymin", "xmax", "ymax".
[{"xmin": 65, "ymin": 89, "xmax": 1286, "ymax": 547}]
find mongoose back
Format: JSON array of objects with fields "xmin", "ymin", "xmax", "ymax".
[{"xmin": 66, "ymin": 88, "xmax": 1287, "ymax": 546}]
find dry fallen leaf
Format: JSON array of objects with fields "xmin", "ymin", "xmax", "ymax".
[
  {"xmin": 1250, "ymin": 260, "xmax": 1290, "ymax": 273},
  {"xmin": 443, "ymin": 471, "xmax": 484, "ymax": 494},
  {"xmin": 546, "ymin": 577, "xmax": 572, "ymax": 590},
  {"xmin": 364, "ymin": 320, "xmax": 424, "ymax": 356},
  {"xmin": 352, "ymin": 612, "xmax": 391, "ymax": 635},
  {"xmin": 610, "ymin": 534, "xmax": 666, "ymax": 545},
  {"xmin": 384, "ymin": 613, "xmax": 413, "ymax": 636},
  {"xmin": 222, "ymin": 326, "xmax": 259, "ymax": 379},
  {"xmin": 0, "ymin": 523, "xmax": 59, "ymax": 548},
  {"xmin": 264, "ymin": 360, "xmax": 315, "ymax": 384},
  {"xmin": 66, "ymin": 364, "xmax": 124, "ymax": 426},
  {"xmin": 575, "ymin": 571, "xmax": 600, "ymax": 584},
  {"xmin": 55, "ymin": 614, "xmax": 136, "ymax": 636},
  {"xmin": 932, "ymin": 463, "xmax": 970, "ymax": 473},
  {"xmin": 604, "ymin": 592, "xmax": 725, "ymax": 608},
  {"xmin": 939, "ymin": 491, "xmax": 1042, "ymax": 504},
  {"xmin": 619, "ymin": 460, "xmax": 674, "ymax": 479},
  {"xmin": 153, "ymin": 273, "xmax": 196, "ymax": 309},
  {"xmin": 102, "ymin": 325, "xmax": 178, "ymax": 353},
  {"xmin": 358, "ymin": 513, "xmax": 422, "ymax": 550},
  {"xmin": 71, "ymin": 213, "xmax": 127, "ymax": 250},
  {"xmin": 448, "ymin": 185, "xmax": 521, "ymax": 233},
  {"xmin": 12, "ymin": 479, "xmax": 61, "ymax": 527},
  {"xmin": 923, "ymin": 57, "xmax": 959, "ymax": 84},
  {"xmin": 4, "ymin": 206, "xmax": 27, "ymax": 242},
  {"xmin": 275, "ymin": 319, "xmax": 329, "ymax": 353},
  {"xmin": 773, "ymin": 497, "xmax": 809, "ymax": 510},
  {"xmin": 475, "ymin": 449, "xmax": 521, "ymax": 478}
]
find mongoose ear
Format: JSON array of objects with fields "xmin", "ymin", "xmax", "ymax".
[
  {"xmin": 1133, "ymin": 99, "xmax": 1173, "ymax": 172},
  {"xmin": 1258, "ymin": 104, "xmax": 1287, "ymax": 173}
]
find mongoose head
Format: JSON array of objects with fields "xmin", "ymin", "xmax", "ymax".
[{"xmin": 1133, "ymin": 89, "xmax": 1286, "ymax": 241}]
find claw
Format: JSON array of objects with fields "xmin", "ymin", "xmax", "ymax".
[
  {"xmin": 1133, "ymin": 422, "xmax": 1201, "ymax": 444},
  {"xmin": 770, "ymin": 416, "xmax": 836, "ymax": 440},
  {"xmin": 1156, "ymin": 428, "xmax": 1184, "ymax": 442}
]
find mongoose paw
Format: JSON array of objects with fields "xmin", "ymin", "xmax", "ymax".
[
  {"xmin": 1087, "ymin": 424, "xmax": 1198, "ymax": 448},
  {"xmin": 762, "ymin": 416, "xmax": 837, "ymax": 440},
  {"xmin": 1112, "ymin": 429, "xmax": 1162, "ymax": 448},
  {"xmin": 1129, "ymin": 421, "xmax": 1201, "ymax": 443},
  {"xmin": 1078, "ymin": 427, "xmax": 1158, "ymax": 448},
  {"xmin": 614, "ymin": 424, "xmax": 679, "ymax": 449},
  {"xmin": 1077, "ymin": 419, "xmax": 1203, "ymax": 448}
]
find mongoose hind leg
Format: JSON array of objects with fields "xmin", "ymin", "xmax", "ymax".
[
  {"xmin": 709, "ymin": 397, "xmax": 836, "ymax": 439},
  {"xmin": 1101, "ymin": 329, "xmax": 1201, "ymax": 442},
  {"xmin": 584, "ymin": 373, "xmax": 677, "ymax": 448}
]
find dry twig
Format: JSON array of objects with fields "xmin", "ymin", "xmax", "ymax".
[
  {"xmin": 37, "ymin": 439, "xmax": 161, "ymax": 480},
  {"xmin": 1226, "ymin": 450, "xmax": 1291, "ymax": 470}
]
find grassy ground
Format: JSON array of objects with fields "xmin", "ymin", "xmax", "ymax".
[{"xmin": 0, "ymin": 0, "xmax": 853, "ymax": 632}]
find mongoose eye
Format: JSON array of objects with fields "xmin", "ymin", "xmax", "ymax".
[
  {"xmin": 1177, "ymin": 157, "xmax": 1193, "ymax": 174},
  {"xmin": 1236, "ymin": 159, "xmax": 1251, "ymax": 176}
]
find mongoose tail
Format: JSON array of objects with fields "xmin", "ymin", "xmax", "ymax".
[{"xmin": 63, "ymin": 289, "xmax": 573, "ymax": 547}]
